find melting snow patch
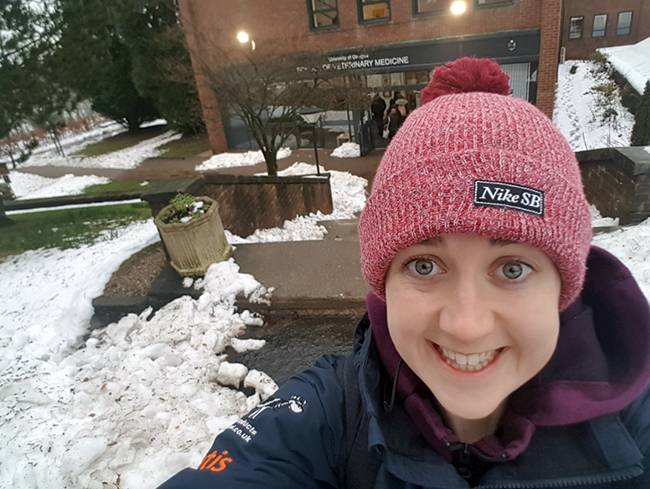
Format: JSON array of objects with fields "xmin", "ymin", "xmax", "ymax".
[
  {"xmin": 196, "ymin": 147, "xmax": 292, "ymax": 171},
  {"xmin": 331, "ymin": 142, "xmax": 361, "ymax": 158},
  {"xmin": 593, "ymin": 217, "xmax": 650, "ymax": 301},
  {"xmin": 0, "ymin": 221, "xmax": 277, "ymax": 487},
  {"xmin": 590, "ymin": 204, "xmax": 620, "ymax": 227},
  {"xmin": 20, "ymin": 130, "xmax": 182, "ymax": 169},
  {"xmin": 9, "ymin": 172, "xmax": 111, "ymax": 200},
  {"xmin": 228, "ymin": 162, "xmax": 367, "ymax": 243}
]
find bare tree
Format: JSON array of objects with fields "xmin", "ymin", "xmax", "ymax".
[{"xmin": 198, "ymin": 48, "xmax": 369, "ymax": 176}]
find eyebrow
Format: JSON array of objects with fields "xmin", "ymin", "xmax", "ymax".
[{"xmin": 420, "ymin": 236, "xmax": 517, "ymax": 247}]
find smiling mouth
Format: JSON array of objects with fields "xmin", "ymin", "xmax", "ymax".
[{"xmin": 434, "ymin": 344, "xmax": 505, "ymax": 372}]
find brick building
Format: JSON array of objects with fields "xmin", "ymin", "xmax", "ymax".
[
  {"xmin": 178, "ymin": 0, "xmax": 563, "ymax": 154},
  {"xmin": 562, "ymin": 0, "xmax": 650, "ymax": 60}
]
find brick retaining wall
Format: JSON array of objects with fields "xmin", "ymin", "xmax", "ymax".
[
  {"xmin": 142, "ymin": 173, "xmax": 333, "ymax": 238},
  {"xmin": 577, "ymin": 147, "xmax": 650, "ymax": 225}
]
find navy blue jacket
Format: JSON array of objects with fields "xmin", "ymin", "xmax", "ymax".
[{"xmin": 159, "ymin": 247, "xmax": 650, "ymax": 488}]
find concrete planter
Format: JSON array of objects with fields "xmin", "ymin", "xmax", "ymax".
[{"xmin": 155, "ymin": 196, "xmax": 233, "ymax": 277}]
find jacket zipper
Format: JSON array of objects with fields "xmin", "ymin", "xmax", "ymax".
[{"xmin": 477, "ymin": 465, "xmax": 643, "ymax": 488}]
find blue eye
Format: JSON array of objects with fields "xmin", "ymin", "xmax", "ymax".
[
  {"xmin": 497, "ymin": 262, "xmax": 532, "ymax": 280},
  {"xmin": 406, "ymin": 259, "xmax": 440, "ymax": 276}
]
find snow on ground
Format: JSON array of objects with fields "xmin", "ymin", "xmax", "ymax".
[
  {"xmin": 599, "ymin": 37, "xmax": 650, "ymax": 95},
  {"xmin": 2, "ymin": 121, "xmax": 127, "ymax": 168},
  {"xmin": 196, "ymin": 147, "xmax": 292, "ymax": 172},
  {"xmin": 553, "ymin": 60, "xmax": 634, "ymax": 151},
  {"xmin": 227, "ymin": 162, "xmax": 367, "ymax": 243},
  {"xmin": 0, "ymin": 220, "xmax": 277, "ymax": 488},
  {"xmin": 593, "ymin": 219, "xmax": 650, "ymax": 300},
  {"xmin": 590, "ymin": 204, "xmax": 620, "ymax": 227},
  {"xmin": 9, "ymin": 172, "xmax": 111, "ymax": 200},
  {"xmin": 20, "ymin": 127, "xmax": 181, "ymax": 170},
  {"xmin": 331, "ymin": 142, "xmax": 361, "ymax": 158}
]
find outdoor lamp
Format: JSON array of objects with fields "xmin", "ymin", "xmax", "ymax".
[
  {"xmin": 450, "ymin": 1, "xmax": 467, "ymax": 15},
  {"xmin": 236, "ymin": 30, "xmax": 256, "ymax": 50},
  {"xmin": 300, "ymin": 108, "xmax": 325, "ymax": 176}
]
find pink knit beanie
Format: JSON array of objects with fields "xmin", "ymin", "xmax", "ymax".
[{"xmin": 359, "ymin": 57, "xmax": 592, "ymax": 311}]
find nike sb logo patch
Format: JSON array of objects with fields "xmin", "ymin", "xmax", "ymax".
[{"xmin": 474, "ymin": 180, "xmax": 544, "ymax": 216}]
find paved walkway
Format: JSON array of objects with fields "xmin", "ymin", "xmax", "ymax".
[
  {"xmin": 16, "ymin": 148, "xmax": 384, "ymax": 190},
  {"xmin": 21, "ymin": 148, "xmax": 385, "ymax": 316}
]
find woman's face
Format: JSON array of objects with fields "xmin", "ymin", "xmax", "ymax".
[{"xmin": 385, "ymin": 234, "xmax": 561, "ymax": 426}]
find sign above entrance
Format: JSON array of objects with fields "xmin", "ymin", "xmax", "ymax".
[
  {"xmin": 325, "ymin": 53, "xmax": 410, "ymax": 70},
  {"xmin": 324, "ymin": 29, "xmax": 540, "ymax": 73}
]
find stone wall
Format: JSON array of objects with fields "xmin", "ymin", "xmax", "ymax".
[
  {"xmin": 143, "ymin": 173, "xmax": 333, "ymax": 238},
  {"xmin": 576, "ymin": 147, "xmax": 650, "ymax": 225}
]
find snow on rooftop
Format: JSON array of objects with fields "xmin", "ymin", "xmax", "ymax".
[{"xmin": 599, "ymin": 37, "xmax": 650, "ymax": 95}]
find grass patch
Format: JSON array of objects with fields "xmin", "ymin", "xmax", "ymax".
[
  {"xmin": 0, "ymin": 202, "xmax": 152, "ymax": 260},
  {"xmin": 84, "ymin": 180, "xmax": 153, "ymax": 195},
  {"xmin": 74, "ymin": 124, "xmax": 169, "ymax": 157},
  {"xmin": 155, "ymin": 133, "xmax": 211, "ymax": 159}
]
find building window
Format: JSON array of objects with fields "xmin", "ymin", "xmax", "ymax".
[
  {"xmin": 474, "ymin": 0, "xmax": 513, "ymax": 7},
  {"xmin": 568, "ymin": 16, "xmax": 584, "ymax": 39},
  {"xmin": 592, "ymin": 14, "xmax": 607, "ymax": 37},
  {"xmin": 307, "ymin": 0, "xmax": 339, "ymax": 30},
  {"xmin": 414, "ymin": 0, "xmax": 449, "ymax": 15},
  {"xmin": 617, "ymin": 11, "xmax": 632, "ymax": 36},
  {"xmin": 359, "ymin": 0, "xmax": 390, "ymax": 22}
]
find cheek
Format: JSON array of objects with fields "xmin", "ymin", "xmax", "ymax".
[{"xmin": 385, "ymin": 286, "xmax": 432, "ymax": 344}]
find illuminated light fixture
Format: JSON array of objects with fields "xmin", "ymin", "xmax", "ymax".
[
  {"xmin": 236, "ymin": 30, "xmax": 256, "ymax": 50},
  {"xmin": 450, "ymin": 0, "xmax": 467, "ymax": 15}
]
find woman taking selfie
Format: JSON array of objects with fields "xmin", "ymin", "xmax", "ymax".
[{"xmin": 159, "ymin": 57, "xmax": 650, "ymax": 488}]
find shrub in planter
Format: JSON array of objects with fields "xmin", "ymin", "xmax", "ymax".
[{"xmin": 155, "ymin": 194, "xmax": 233, "ymax": 276}]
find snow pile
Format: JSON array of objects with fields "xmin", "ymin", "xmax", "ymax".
[
  {"xmin": 590, "ymin": 204, "xmax": 620, "ymax": 227},
  {"xmin": 331, "ymin": 142, "xmax": 361, "ymax": 158},
  {"xmin": 593, "ymin": 218, "xmax": 650, "ymax": 300},
  {"xmin": 229, "ymin": 162, "xmax": 367, "ymax": 243},
  {"xmin": 599, "ymin": 37, "xmax": 650, "ymax": 95},
  {"xmin": 21, "ymin": 130, "xmax": 182, "ymax": 169},
  {"xmin": 1, "ymin": 122, "xmax": 127, "ymax": 168},
  {"xmin": 9, "ymin": 172, "xmax": 111, "ymax": 200},
  {"xmin": 0, "ymin": 221, "xmax": 277, "ymax": 487},
  {"xmin": 553, "ymin": 60, "xmax": 634, "ymax": 151},
  {"xmin": 196, "ymin": 147, "xmax": 292, "ymax": 172}
]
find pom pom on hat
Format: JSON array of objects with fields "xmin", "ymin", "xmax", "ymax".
[
  {"xmin": 359, "ymin": 58, "xmax": 593, "ymax": 312},
  {"xmin": 421, "ymin": 57, "xmax": 511, "ymax": 104}
]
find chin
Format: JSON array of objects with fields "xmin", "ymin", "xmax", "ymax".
[{"xmin": 436, "ymin": 393, "xmax": 506, "ymax": 422}]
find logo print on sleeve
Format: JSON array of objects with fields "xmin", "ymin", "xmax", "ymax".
[
  {"xmin": 246, "ymin": 396, "xmax": 307, "ymax": 420},
  {"xmin": 198, "ymin": 450, "xmax": 233, "ymax": 473}
]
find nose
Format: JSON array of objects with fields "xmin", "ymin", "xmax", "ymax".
[{"xmin": 438, "ymin": 277, "xmax": 495, "ymax": 344}]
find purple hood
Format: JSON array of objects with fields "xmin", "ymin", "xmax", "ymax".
[{"xmin": 368, "ymin": 246, "xmax": 650, "ymax": 460}]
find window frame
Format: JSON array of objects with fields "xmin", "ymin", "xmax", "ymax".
[
  {"xmin": 592, "ymin": 13, "xmax": 607, "ymax": 38},
  {"xmin": 474, "ymin": 0, "xmax": 514, "ymax": 9},
  {"xmin": 412, "ymin": 0, "xmax": 450, "ymax": 17},
  {"xmin": 568, "ymin": 16, "xmax": 584, "ymax": 40},
  {"xmin": 357, "ymin": 0, "xmax": 391, "ymax": 24},
  {"xmin": 616, "ymin": 11, "xmax": 632, "ymax": 36},
  {"xmin": 306, "ymin": 0, "xmax": 340, "ymax": 31}
]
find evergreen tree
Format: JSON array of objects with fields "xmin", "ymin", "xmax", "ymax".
[
  {"xmin": 52, "ymin": 0, "xmax": 160, "ymax": 131},
  {"xmin": 631, "ymin": 81, "xmax": 650, "ymax": 147},
  {"xmin": 118, "ymin": 0, "xmax": 204, "ymax": 134}
]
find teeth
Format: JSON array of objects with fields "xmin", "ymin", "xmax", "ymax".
[{"xmin": 436, "ymin": 346, "xmax": 501, "ymax": 373}]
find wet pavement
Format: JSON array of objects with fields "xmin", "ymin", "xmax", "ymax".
[{"xmin": 227, "ymin": 315, "xmax": 359, "ymax": 386}]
